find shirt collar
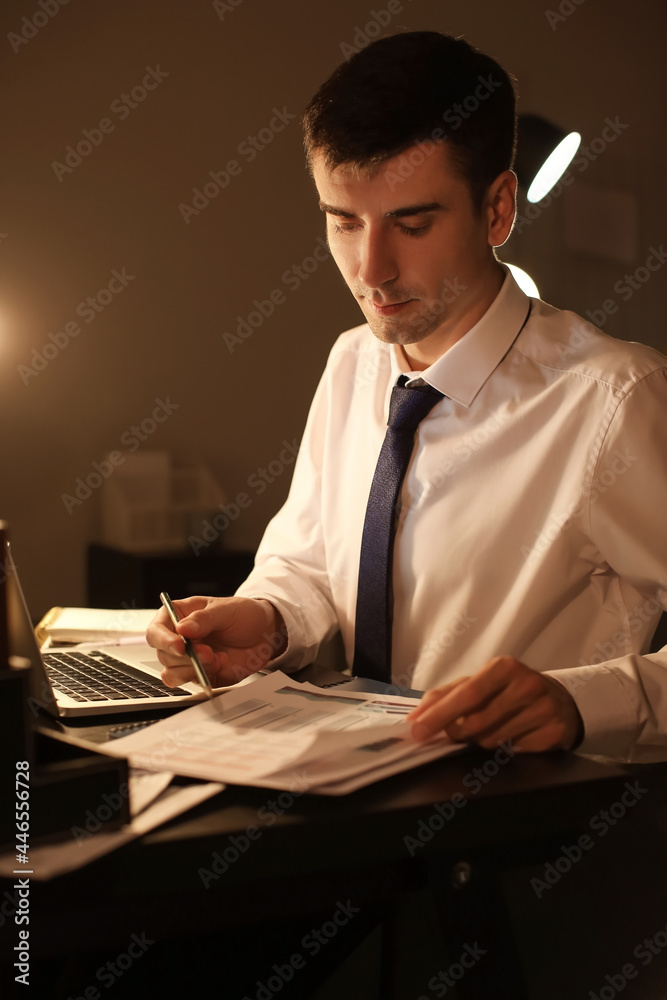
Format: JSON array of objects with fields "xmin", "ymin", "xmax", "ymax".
[{"xmin": 391, "ymin": 266, "xmax": 531, "ymax": 407}]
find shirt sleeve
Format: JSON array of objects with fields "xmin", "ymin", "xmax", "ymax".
[
  {"xmin": 544, "ymin": 367, "xmax": 667, "ymax": 761},
  {"xmin": 235, "ymin": 354, "xmax": 340, "ymax": 671}
]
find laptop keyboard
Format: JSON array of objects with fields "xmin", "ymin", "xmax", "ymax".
[{"xmin": 43, "ymin": 649, "xmax": 189, "ymax": 702}]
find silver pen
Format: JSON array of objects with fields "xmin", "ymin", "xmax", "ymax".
[{"xmin": 160, "ymin": 591, "xmax": 213, "ymax": 698}]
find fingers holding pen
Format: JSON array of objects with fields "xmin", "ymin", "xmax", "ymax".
[{"xmin": 146, "ymin": 595, "xmax": 288, "ymax": 689}]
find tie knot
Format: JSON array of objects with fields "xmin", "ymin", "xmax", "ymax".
[{"xmin": 387, "ymin": 378, "xmax": 443, "ymax": 431}]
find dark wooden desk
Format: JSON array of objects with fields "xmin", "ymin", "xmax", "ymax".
[{"xmin": 4, "ymin": 732, "xmax": 667, "ymax": 1000}]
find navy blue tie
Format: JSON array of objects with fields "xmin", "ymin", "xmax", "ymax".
[{"xmin": 353, "ymin": 376, "xmax": 444, "ymax": 682}]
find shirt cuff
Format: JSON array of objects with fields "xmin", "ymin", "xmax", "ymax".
[
  {"xmin": 236, "ymin": 592, "xmax": 322, "ymax": 673},
  {"xmin": 543, "ymin": 663, "xmax": 640, "ymax": 758}
]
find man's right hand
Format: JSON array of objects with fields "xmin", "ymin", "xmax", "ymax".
[{"xmin": 145, "ymin": 595, "xmax": 288, "ymax": 689}]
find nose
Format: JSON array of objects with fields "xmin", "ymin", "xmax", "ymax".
[{"xmin": 357, "ymin": 228, "xmax": 398, "ymax": 292}]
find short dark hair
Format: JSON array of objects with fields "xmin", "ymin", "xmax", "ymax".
[{"xmin": 302, "ymin": 31, "xmax": 517, "ymax": 209}]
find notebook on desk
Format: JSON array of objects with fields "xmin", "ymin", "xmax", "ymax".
[{"xmin": 5, "ymin": 536, "xmax": 206, "ymax": 718}]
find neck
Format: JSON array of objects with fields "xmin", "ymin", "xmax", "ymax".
[{"xmin": 402, "ymin": 264, "xmax": 505, "ymax": 371}]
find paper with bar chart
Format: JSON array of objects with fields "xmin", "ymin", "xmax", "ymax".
[{"xmin": 103, "ymin": 670, "xmax": 463, "ymax": 795}]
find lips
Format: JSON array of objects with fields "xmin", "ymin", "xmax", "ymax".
[{"xmin": 369, "ymin": 299, "xmax": 413, "ymax": 316}]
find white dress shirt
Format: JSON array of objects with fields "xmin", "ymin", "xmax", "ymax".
[{"xmin": 237, "ymin": 268, "xmax": 667, "ymax": 761}]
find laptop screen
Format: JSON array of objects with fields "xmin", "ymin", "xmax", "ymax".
[{"xmin": 5, "ymin": 537, "xmax": 60, "ymax": 719}]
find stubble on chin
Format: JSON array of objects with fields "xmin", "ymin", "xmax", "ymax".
[{"xmin": 362, "ymin": 306, "xmax": 442, "ymax": 347}]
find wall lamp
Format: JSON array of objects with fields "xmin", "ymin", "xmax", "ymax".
[{"xmin": 515, "ymin": 114, "xmax": 581, "ymax": 203}]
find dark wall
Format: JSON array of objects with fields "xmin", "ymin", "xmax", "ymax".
[{"xmin": 1, "ymin": 0, "xmax": 665, "ymax": 614}]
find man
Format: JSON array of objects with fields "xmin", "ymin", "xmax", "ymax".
[{"xmin": 148, "ymin": 31, "xmax": 667, "ymax": 762}]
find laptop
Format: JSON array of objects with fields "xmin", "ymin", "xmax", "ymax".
[{"xmin": 5, "ymin": 536, "xmax": 207, "ymax": 718}]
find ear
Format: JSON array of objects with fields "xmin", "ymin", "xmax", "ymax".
[{"xmin": 485, "ymin": 170, "xmax": 517, "ymax": 248}]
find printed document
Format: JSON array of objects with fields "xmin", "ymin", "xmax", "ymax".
[{"xmin": 103, "ymin": 670, "xmax": 463, "ymax": 794}]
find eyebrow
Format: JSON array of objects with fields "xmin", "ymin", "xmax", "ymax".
[{"xmin": 318, "ymin": 201, "xmax": 444, "ymax": 219}]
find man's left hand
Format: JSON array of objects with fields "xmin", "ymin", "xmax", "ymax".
[{"xmin": 408, "ymin": 656, "xmax": 584, "ymax": 752}]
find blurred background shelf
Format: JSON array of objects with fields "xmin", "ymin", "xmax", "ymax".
[{"xmin": 86, "ymin": 544, "xmax": 255, "ymax": 609}]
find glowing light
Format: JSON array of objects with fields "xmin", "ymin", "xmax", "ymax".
[
  {"xmin": 527, "ymin": 132, "xmax": 581, "ymax": 203},
  {"xmin": 506, "ymin": 264, "xmax": 540, "ymax": 298}
]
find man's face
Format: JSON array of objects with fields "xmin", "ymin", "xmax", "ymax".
[{"xmin": 313, "ymin": 142, "xmax": 511, "ymax": 364}]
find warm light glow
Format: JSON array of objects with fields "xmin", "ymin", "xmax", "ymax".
[
  {"xmin": 527, "ymin": 132, "xmax": 581, "ymax": 203},
  {"xmin": 507, "ymin": 264, "xmax": 540, "ymax": 298}
]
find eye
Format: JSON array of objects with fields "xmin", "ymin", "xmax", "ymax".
[
  {"xmin": 331, "ymin": 221, "xmax": 360, "ymax": 235},
  {"xmin": 398, "ymin": 223, "xmax": 430, "ymax": 237},
  {"xmin": 329, "ymin": 220, "xmax": 431, "ymax": 236}
]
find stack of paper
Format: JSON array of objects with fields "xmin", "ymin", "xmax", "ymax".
[
  {"xmin": 103, "ymin": 671, "xmax": 463, "ymax": 795},
  {"xmin": 38, "ymin": 607, "xmax": 156, "ymax": 644}
]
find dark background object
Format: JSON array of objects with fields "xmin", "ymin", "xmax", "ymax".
[{"xmin": 86, "ymin": 544, "xmax": 256, "ymax": 609}]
